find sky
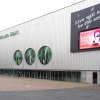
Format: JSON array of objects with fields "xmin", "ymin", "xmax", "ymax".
[{"xmin": 0, "ymin": 0, "xmax": 83, "ymax": 31}]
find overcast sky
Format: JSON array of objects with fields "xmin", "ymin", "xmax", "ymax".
[{"xmin": 0, "ymin": 0, "xmax": 83, "ymax": 31}]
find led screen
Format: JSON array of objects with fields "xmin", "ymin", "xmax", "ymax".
[{"xmin": 79, "ymin": 28, "xmax": 100, "ymax": 50}]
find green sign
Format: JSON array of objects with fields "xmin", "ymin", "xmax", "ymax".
[
  {"xmin": 0, "ymin": 30, "xmax": 19, "ymax": 40},
  {"xmin": 25, "ymin": 48, "xmax": 36, "ymax": 65},
  {"xmin": 14, "ymin": 50, "xmax": 23, "ymax": 65},
  {"xmin": 38, "ymin": 46, "xmax": 52, "ymax": 65}
]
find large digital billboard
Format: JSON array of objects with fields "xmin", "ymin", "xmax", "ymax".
[
  {"xmin": 71, "ymin": 3, "xmax": 100, "ymax": 52},
  {"xmin": 79, "ymin": 28, "xmax": 100, "ymax": 50}
]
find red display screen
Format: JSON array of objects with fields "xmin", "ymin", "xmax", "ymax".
[{"xmin": 79, "ymin": 28, "xmax": 100, "ymax": 50}]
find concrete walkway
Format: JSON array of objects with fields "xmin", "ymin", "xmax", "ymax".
[{"xmin": 0, "ymin": 75, "xmax": 93, "ymax": 91}]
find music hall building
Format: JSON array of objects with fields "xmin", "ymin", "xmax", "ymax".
[{"xmin": 0, "ymin": 0, "xmax": 100, "ymax": 84}]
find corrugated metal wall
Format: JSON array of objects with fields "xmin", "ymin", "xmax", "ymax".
[{"xmin": 0, "ymin": 0, "xmax": 100, "ymax": 70}]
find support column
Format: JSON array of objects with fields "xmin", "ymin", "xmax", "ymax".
[{"xmin": 97, "ymin": 71, "xmax": 100, "ymax": 84}]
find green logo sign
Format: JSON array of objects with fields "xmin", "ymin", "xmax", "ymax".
[
  {"xmin": 14, "ymin": 50, "xmax": 23, "ymax": 65},
  {"xmin": 38, "ymin": 46, "xmax": 52, "ymax": 65},
  {"xmin": 25, "ymin": 48, "xmax": 36, "ymax": 65}
]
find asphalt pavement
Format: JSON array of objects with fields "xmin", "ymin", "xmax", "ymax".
[{"xmin": 0, "ymin": 86, "xmax": 100, "ymax": 100}]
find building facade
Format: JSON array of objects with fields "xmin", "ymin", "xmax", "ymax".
[{"xmin": 0, "ymin": 0, "xmax": 100, "ymax": 84}]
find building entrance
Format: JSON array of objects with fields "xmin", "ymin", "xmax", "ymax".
[
  {"xmin": 93, "ymin": 72, "xmax": 97, "ymax": 84},
  {"xmin": 0, "ymin": 69, "xmax": 81, "ymax": 83}
]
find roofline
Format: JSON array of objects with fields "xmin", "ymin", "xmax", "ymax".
[{"xmin": 0, "ymin": 0, "xmax": 86, "ymax": 33}]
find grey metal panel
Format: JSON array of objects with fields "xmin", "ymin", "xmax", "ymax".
[{"xmin": 0, "ymin": 0, "xmax": 100, "ymax": 70}]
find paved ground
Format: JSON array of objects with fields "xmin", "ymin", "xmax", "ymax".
[
  {"xmin": 0, "ymin": 87, "xmax": 100, "ymax": 100},
  {"xmin": 0, "ymin": 76, "xmax": 100, "ymax": 100},
  {"xmin": 0, "ymin": 75, "xmax": 92, "ymax": 91}
]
